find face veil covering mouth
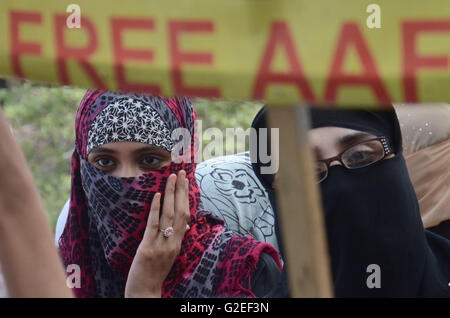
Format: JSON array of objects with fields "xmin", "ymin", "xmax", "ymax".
[
  {"xmin": 59, "ymin": 90, "xmax": 281, "ymax": 298},
  {"xmin": 309, "ymin": 107, "xmax": 450, "ymax": 297}
]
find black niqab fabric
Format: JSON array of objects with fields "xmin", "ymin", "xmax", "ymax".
[
  {"xmin": 310, "ymin": 107, "xmax": 450, "ymax": 297},
  {"xmin": 253, "ymin": 106, "xmax": 450, "ymax": 297}
]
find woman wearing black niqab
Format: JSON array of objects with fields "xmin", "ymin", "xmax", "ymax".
[{"xmin": 252, "ymin": 106, "xmax": 450, "ymax": 297}]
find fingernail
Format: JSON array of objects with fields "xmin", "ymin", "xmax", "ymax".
[
  {"xmin": 156, "ymin": 193, "xmax": 161, "ymax": 199},
  {"xmin": 185, "ymin": 179, "xmax": 189, "ymax": 184},
  {"xmin": 181, "ymin": 170, "xmax": 186, "ymax": 177}
]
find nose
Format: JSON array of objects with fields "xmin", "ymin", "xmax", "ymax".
[
  {"xmin": 328, "ymin": 159, "xmax": 343, "ymax": 167},
  {"xmin": 115, "ymin": 163, "xmax": 141, "ymax": 178}
]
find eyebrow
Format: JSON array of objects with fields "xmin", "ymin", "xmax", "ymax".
[
  {"xmin": 89, "ymin": 147, "xmax": 116, "ymax": 154},
  {"xmin": 312, "ymin": 132, "xmax": 375, "ymax": 159},
  {"xmin": 133, "ymin": 145, "xmax": 164, "ymax": 153},
  {"xmin": 313, "ymin": 146, "xmax": 323, "ymax": 158},
  {"xmin": 337, "ymin": 132, "xmax": 374, "ymax": 148},
  {"xmin": 89, "ymin": 145, "xmax": 163, "ymax": 154}
]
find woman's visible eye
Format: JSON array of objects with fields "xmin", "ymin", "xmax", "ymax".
[
  {"xmin": 347, "ymin": 150, "xmax": 373, "ymax": 164},
  {"xmin": 140, "ymin": 156, "xmax": 163, "ymax": 166},
  {"xmin": 95, "ymin": 157, "xmax": 115, "ymax": 168}
]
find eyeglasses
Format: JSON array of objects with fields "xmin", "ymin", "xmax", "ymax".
[{"xmin": 316, "ymin": 137, "xmax": 391, "ymax": 183}]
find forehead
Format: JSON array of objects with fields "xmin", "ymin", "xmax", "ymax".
[
  {"xmin": 88, "ymin": 141, "xmax": 169, "ymax": 155},
  {"xmin": 309, "ymin": 126, "xmax": 364, "ymax": 140}
]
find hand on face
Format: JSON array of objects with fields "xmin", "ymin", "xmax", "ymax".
[{"xmin": 124, "ymin": 170, "xmax": 191, "ymax": 298}]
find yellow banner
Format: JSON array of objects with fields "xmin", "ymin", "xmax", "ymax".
[{"xmin": 0, "ymin": 0, "xmax": 449, "ymax": 105}]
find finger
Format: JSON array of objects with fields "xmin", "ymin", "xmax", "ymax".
[
  {"xmin": 173, "ymin": 171, "xmax": 190, "ymax": 238},
  {"xmin": 142, "ymin": 192, "xmax": 161, "ymax": 242},
  {"xmin": 159, "ymin": 174, "xmax": 176, "ymax": 231},
  {"xmin": 173, "ymin": 170, "xmax": 186, "ymax": 232},
  {"xmin": 184, "ymin": 178, "xmax": 191, "ymax": 223}
]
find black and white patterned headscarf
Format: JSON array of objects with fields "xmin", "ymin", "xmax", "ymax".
[{"xmin": 87, "ymin": 96, "xmax": 174, "ymax": 154}]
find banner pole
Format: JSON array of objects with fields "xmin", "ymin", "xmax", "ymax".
[{"xmin": 267, "ymin": 105, "xmax": 333, "ymax": 297}]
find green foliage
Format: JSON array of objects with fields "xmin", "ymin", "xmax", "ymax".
[
  {"xmin": 0, "ymin": 81, "xmax": 263, "ymax": 233},
  {"xmin": 0, "ymin": 81, "xmax": 85, "ymax": 232},
  {"xmin": 193, "ymin": 98, "xmax": 264, "ymax": 157}
]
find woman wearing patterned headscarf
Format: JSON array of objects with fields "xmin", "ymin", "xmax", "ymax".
[{"xmin": 58, "ymin": 90, "xmax": 282, "ymax": 298}]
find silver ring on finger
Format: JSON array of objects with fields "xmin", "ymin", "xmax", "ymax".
[{"xmin": 160, "ymin": 226, "xmax": 174, "ymax": 238}]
